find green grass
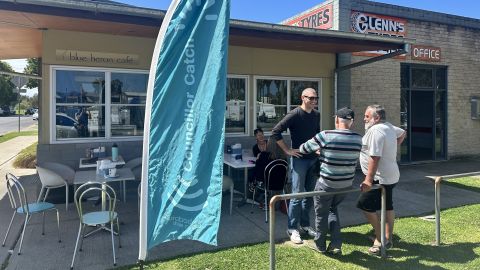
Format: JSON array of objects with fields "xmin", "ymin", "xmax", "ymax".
[
  {"xmin": 121, "ymin": 204, "xmax": 480, "ymax": 270},
  {"xmin": 443, "ymin": 176, "xmax": 480, "ymax": 193},
  {"xmin": 13, "ymin": 142, "xmax": 37, "ymax": 168},
  {"xmin": 0, "ymin": 130, "xmax": 38, "ymax": 143}
]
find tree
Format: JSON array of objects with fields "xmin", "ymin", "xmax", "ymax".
[
  {"xmin": 24, "ymin": 58, "xmax": 40, "ymax": 89},
  {"xmin": 0, "ymin": 61, "xmax": 18, "ymax": 106}
]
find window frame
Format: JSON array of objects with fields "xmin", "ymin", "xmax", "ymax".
[
  {"xmin": 253, "ymin": 75, "xmax": 322, "ymax": 135},
  {"xmin": 226, "ymin": 74, "xmax": 249, "ymax": 137},
  {"xmin": 50, "ymin": 65, "xmax": 148, "ymax": 144}
]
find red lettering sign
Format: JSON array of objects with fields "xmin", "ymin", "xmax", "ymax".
[
  {"xmin": 411, "ymin": 45, "xmax": 441, "ymax": 62},
  {"xmin": 282, "ymin": 3, "xmax": 333, "ymax": 30}
]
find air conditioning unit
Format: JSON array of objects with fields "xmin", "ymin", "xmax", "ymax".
[{"xmin": 472, "ymin": 97, "xmax": 480, "ymax": 120}]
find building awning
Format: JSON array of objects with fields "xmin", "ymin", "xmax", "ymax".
[{"xmin": 0, "ymin": 0, "xmax": 412, "ymax": 59}]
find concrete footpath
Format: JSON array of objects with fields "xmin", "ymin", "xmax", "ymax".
[{"xmin": 0, "ymin": 135, "xmax": 479, "ymax": 269}]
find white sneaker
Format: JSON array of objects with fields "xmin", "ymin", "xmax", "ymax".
[{"xmin": 288, "ymin": 229, "xmax": 303, "ymax": 244}]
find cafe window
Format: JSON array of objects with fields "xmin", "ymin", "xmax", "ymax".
[
  {"xmin": 52, "ymin": 67, "xmax": 147, "ymax": 142},
  {"xmin": 226, "ymin": 75, "xmax": 248, "ymax": 135},
  {"xmin": 255, "ymin": 76, "xmax": 321, "ymax": 132}
]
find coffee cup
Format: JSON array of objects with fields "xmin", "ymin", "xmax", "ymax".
[{"xmin": 108, "ymin": 168, "xmax": 117, "ymax": 177}]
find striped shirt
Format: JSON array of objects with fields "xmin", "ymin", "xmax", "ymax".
[{"xmin": 299, "ymin": 129, "xmax": 362, "ymax": 189}]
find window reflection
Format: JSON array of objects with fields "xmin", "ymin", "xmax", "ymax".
[
  {"xmin": 111, "ymin": 106, "xmax": 145, "ymax": 136},
  {"xmin": 225, "ymin": 77, "xmax": 247, "ymax": 134},
  {"xmin": 256, "ymin": 79, "xmax": 287, "ymax": 132},
  {"xmin": 56, "ymin": 71, "xmax": 105, "ymax": 104},
  {"xmin": 55, "ymin": 106, "xmax": 105, "ymax": 139}
]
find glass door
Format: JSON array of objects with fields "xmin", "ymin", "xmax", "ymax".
[{"xmin": 400, "ymin": 64, "xmax": 447, "ymax": 163}]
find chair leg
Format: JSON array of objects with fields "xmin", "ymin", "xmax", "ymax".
[
  {"xmin": 65, "ymin": 185, "xmax": 69, "ymax": 211},
  {"xmin": 264, "ymin": 189, "xmax": 268, "ymax": 223},
  {"xmin": 56, "ymin": 209, "xmax": 61, "ymax": 243},
  {"xmin": 2, "ymin": 212, "xmax": 16, "ymax": 247},
  {"xmin": 71, "ymin": 223, "xmax": 83, "ymax": 269},
  {"xmin": 110, "ymin": 222, "xmax": 116, "ymax": 266},
  {"xmin": 37, "ymin": 186, "xmax": 46, "ymax": 203},
  {"xmin": 79, "ymin": 224, "xmax": 86, "ymax": 251},
  {"xmin": 42, "ymin": 212, "xmax": 45, "ymax": 235},
  {"xmin": 18, "ymin": 214, "xmax": 29, "ymax": 255},
  {"xmin": 44, "ymin": 188, "xmax": 51, "ymax": 202},
  {"xmin": 250, "ymin": 188, "xmax": 256, "ymax": 212},
  {"xmin": 116, "ymin": 217, "xmax": 121, "ymax": 248},
  {"xmin": 229, "ymin": 185, "xmax": 233, "ymax": 215}
]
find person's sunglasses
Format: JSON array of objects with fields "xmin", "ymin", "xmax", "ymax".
[{"xmin": 303, "ymin": 96, "xmax": 318, "ymax": 101}]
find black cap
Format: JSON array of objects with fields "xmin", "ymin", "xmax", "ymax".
[{"xmin": 335, "ymin": 107, "xmax": 354, "ymax": 120}]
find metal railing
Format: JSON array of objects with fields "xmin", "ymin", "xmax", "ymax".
[
  {"xmin": 268, "ymin": 185, "xmax": 386, "ymax": 270},
  {"xmin": 426, "ymin": 171, "xmax": 480, "ymax": 246}
]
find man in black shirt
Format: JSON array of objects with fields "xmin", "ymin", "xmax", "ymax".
[{"xmin": 271, "ymin": 88, "xmax": 320, "ymax": 244}]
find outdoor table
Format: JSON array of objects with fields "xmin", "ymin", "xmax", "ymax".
[
  {"xmin": 73, "ymin": 167, "xmax": 135, "ymax": 207},
  {"xmin": 223, "ymin": 150, "xmax": 257, "ymax": 205},
  {"xmin": 78, "ymin": 155, "xmax": 125, "ymax": 169}
]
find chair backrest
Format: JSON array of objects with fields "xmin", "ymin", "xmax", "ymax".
[
  {"xmin": 74, "ymin": 182, "xmax": 117, "ymax": 222},
  {"xmin": 264, "ymin": 159, "xmax": 288, "ymax": 191},
  {"xmin": 41, "ymin": 162, "xmax": 75, "ymax": 184},
  {"xmin": 5, "ymin": 173, "xmax": 30, "ymax": 214},
  {"xmin": 125, "ymin": 157, "xmax": 142, "ymax": 181},
  {"xmin": 36, "ymin": 166, "xmax": 67, "ymax": 186}
]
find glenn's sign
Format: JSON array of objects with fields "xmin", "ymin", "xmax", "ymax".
[
  {"xmin": 351, "ymin": 11, "xmax": 406, "ymax": 37},
  {"xmin": 411, "ymin": 45, "xmax": 441, "ymax": 62},
  {"xmin": 56, "ymin": 50, "xmax": 139, "ymax": 65},
  {"xmin": 351, "ymin": 11, "xmax": 407, "ymax": 58},
  {"xmin": 282, "ymin": 3, "xmax": 333, "ymax": 30}
]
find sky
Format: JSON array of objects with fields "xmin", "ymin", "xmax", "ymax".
[{"xmin": 116, "ymin": 0, "xmax": 480, "ymax": 22}]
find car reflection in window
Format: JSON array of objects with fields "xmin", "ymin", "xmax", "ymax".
[{"xmin": 56, "ymin": 113, "xmax": 79, "ymax": 138}]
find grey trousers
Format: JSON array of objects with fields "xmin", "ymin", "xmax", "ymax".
[{"xmin": 313, "ymin": 181, "xmax": 348, "ymax": 250}]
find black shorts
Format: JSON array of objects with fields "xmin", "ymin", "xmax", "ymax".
[{"xmin": 356, "ymin": 181, "xmax": 396, "ymax": 212}]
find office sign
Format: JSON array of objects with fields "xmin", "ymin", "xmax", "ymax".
[
  {"xmin": 411, "ymin": 45, "xmax": 441, "ymax": 62},
  {"xmin": 282, "ymin": 3, "xmax": 333, "ymax": 30}
]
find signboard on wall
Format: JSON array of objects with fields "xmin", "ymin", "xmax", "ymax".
[
  {"xmin": 350, "ymin": 11, "xmax": 407, "ymax": 58},
  {"xmin": 282, "ymin": 3, "xmax": 333, "ymax": 30},
  {"xmin": 56, "ymin": 50, "xmax": 139, "ymax": 65},
  {"xmin": 411, "ymin": 45, "xmax": 441, "ymax": 62}
]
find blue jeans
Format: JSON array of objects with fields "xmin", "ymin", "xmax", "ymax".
[
  {"xmin": 287, "ymin": 158, "xmax": 317, "ymax": 230},
  {"xmin": 313, "ymin": 181, "xmax": 348, "ymax": 250}
]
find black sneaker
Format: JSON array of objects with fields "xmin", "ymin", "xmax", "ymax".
[
  {"xmin": 326, "ymin": 244, "xmax": 342, "ymax": 255},
  {"xmin": 299, "ymin": 226, "xmax": 317, "ymax": 238},
  {"xmin": 306, "ymin": 241, "xmax": 326, "ymax": 254}
]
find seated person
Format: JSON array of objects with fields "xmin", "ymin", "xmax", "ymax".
[
  {"xmin": 249, "ymin": 137, "xmax": 287, "ymax": 192},
  {"xmin": 252, "ymin": 128, "xmax": 267, "ymax": 158}
]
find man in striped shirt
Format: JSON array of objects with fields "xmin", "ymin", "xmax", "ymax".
[{"xmin": 299, "ymin": 107, "xmax": 362, "ymax": 255}]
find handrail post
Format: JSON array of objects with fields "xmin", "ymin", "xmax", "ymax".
[
  {"xmin": 434, "ymin": 176, "xmax": 442, "ymax": 246},
  {"xmin": 380, "ymin": 186, "xmax": 386, "ymax": 258},
  {"xmin": 269, "ymin": 195, "xmax": 278, "ymax": 270}
]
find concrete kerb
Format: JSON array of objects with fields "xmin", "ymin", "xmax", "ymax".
[{"xmin": 425, "ymin": 171, "xmax": 480, "ymax": 246}]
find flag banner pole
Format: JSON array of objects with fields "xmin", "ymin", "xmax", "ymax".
[{"xmin": 139, "ymin": 0, "xmax": 230, "ymax": 262}]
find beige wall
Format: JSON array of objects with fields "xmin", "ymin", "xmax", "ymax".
[
  {"xmin": 38, "ymin": 31, "xmax": 336, "ymax": 143},
  {"xmin": 39, "ymin": 30, "xmax": 155, "ymax": 143},
  {"xmin": 228, "ymin": 46, "xmax": 336, "ymax": 134}
]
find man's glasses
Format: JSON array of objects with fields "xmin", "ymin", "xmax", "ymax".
[{"xmin": 303, "ymin": 96, "xmax": 318, "ymax": 101}]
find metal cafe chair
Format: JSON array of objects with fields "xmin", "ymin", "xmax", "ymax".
[
  {"xmin": 251, "ymin": 159, "xmax": 289, "ymax": 223},
  {"xmin": 36, "ymin": 165, "xmax": 72, "ymax": 211},
  {"xmin": 2, "ymin": 173, "xmax": 61, "ymax": 255},
  {"xmin": 71, "ymin": 182, "xmax": 121, "ymax": 269}
]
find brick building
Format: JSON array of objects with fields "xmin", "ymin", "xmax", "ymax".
[{"xmin": 283, "ymin": 0, "xmax": 480, "ymax": 162}]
